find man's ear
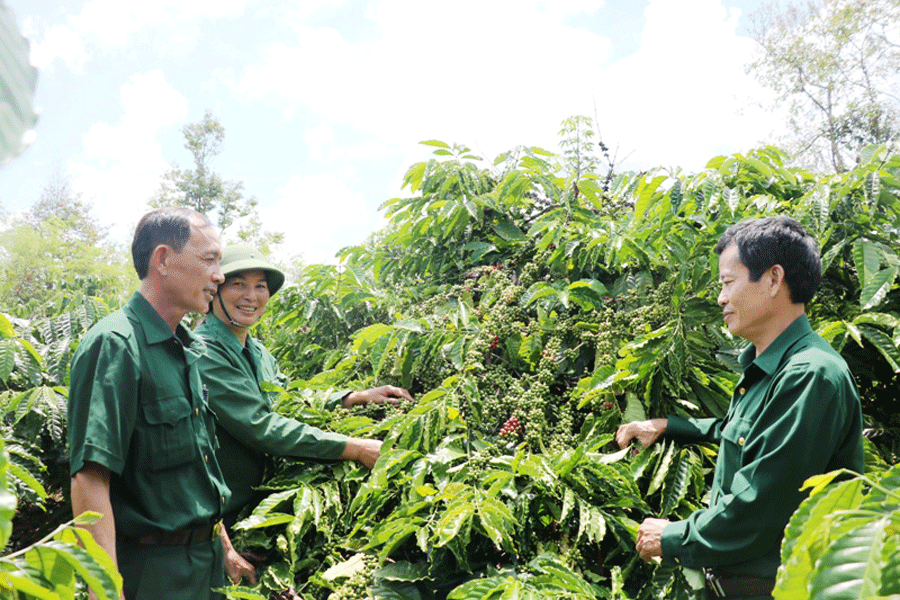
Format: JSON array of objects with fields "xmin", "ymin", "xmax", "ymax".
[
  {"xmin": 768, "ymin": 264, "xmax": 786, "ymax": 297},
  {"xmin": 150, "ymin": 244, "xmax": 172, "ymax": 277}
]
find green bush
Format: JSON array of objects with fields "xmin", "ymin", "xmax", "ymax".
[{"xmin": 239, "ymin": 124, "xmax": 900, "ymax": 598}]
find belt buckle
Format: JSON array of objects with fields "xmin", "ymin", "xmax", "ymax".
[{"xmin": 704, "ymin": 568, "xmax": 726, "ymax": 598}]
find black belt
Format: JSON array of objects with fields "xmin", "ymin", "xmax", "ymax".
[
  {"xmin": 120, "ymin": 523, "xmax": 216, "ymax": 546},
  {"xmin": 705, "ymin": 569, "xmax": 775, "ymax": 598}
]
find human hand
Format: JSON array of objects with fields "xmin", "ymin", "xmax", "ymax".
[
  {"xmin": 342, "ymin": 437, "xmax": 383, "ymax": 469},
  {"xmin": 224, "ymin": 546, "xmax": 257, "ymax": 584},
  {"xmin": 343, "ymin": 385, "xmax": 414, "ymax": 408},
  {"xmin": 615, "ymin": 418, "xmax": 668, "ymax": 449},
  {"xmin": 220, "ymin": 525, "xmax": 257, "ymax": 585},
  {"xmin": 636, "ymin": 518, "xmax": 670, "ymax": 561}
]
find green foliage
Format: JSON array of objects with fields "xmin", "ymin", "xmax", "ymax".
[
  {"xmin": 263, "ymin": 263, "xmax": 388, "ymax": 382},
  {"xmin": 1, "ymin": 294, "xmax": 112, "ymax": 392},
  {"xmin": 0, "ymin": 295, "xmax": 113, "ymax": 548},
  {"xmin": 0, "ymin": 438, "xmax": 122, "ymax": 599},
  {"xmin": 0, "ymin": 294, "xmax": 121, "ymax": 598},
  {"xmin": 0, "ymin": 177, "xmax": 133, "ymax": 318},
  {"xmin": 229, "ymin": 122, "xmax": 900, "ymax": 599},
  {"xmin": 774, "ymin": 465, "xmax": 900, "ymax": 599}
]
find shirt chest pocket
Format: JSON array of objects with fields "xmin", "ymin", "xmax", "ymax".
[
  {"xmin": 140, "ymin": 395, "xmax": 198, "ymax": 471},
  {"xmin": 719, "ymin": 417, "xmax": 753, "ymax": 478}
]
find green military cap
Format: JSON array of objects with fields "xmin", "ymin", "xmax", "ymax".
[{"xmin": 220, "ymin": 244, "xmax": 285, "ymax": 295}]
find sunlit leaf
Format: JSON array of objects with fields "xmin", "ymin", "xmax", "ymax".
[
  {"xmin": 0, "ymin": 440, "xmax": 16, "ymax": 549},
  {"xmin": 214, "ymin": 587, "xmax": 267, "ymax": 600},
  {"xmin": 808, "ymin": 517, "xmax": 890, "ymax": 599},
  {"xmin": 433, "ymin": 502, "xmax": 474, "ymax": 549},
  {"xmin": 321, "ymin": 553, "xmax": 368, "ymax": 581},
  {"xmin": 646, "ymin": 440, "xmax": 675, "ymax": 496},
  {"xmin": 857, "ymin": 324, "xmax": 900, "ymax": 373},
  {"xmin": 776, "ymin": 478, "xmax": 866, "ymax": 599},
  {"xmin": 859, "ymin": 265, "xmax": 898, "ymax": 310},
  {"xmin": 447, "ymin": 576, "xmax": 507, "ymax": 599}
]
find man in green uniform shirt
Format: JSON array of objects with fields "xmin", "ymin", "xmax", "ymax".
[
  {"xmin": 194, "ymin": 244, "xmax": 412, "ymax": 584},
  {"xmin": 616, "ymin": 216, "xmax": 864, "ymax": 599},
  {"xmin": 69, "ymin": 207, "xmax": 232, "ymax": 600}
]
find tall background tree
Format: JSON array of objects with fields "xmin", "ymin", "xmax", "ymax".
[
  {"xmin": 0, "ymin": 174, "xmax": 133, "ymax": 318},
  {"xmin": 150, "ymin": 111, "xmax": 284, "ymax": 252},
  {"xmin": 749, "ymin": 0, "xmax": 900, "ymax": 172}
]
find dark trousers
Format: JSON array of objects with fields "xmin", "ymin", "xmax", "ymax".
[{"xmin": 117, "ymin": 536, "xmax": 225, "ymax": 600}]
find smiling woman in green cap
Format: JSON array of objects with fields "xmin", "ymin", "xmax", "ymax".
[{"xmin": 195, "ymin": 244, "xmax": 412, "ymax": 585}]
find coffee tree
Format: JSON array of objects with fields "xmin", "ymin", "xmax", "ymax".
[{"xmin": 237, "ymin": 121, "xmax": 900, "ymax": 599}]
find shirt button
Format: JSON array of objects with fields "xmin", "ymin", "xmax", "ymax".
[
  {"xmin": 738, "ymin": 387, "xmax": 746, "ymax": 395},
  {"xmin": 204, "ymin": 454, "xmax": 209, "ymax": 463},
  {"xmin": 194, "ymin": 408, "xmax": 199, "ymax": 415},
  {"xmin": 221, "ymin": 495, "xmax": 226, "ymax": 504},
  {"xmin": 738, "ymin": 436, "xmax": 745, "ymax": 446}
]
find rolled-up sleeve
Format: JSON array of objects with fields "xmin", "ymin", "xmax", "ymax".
[
  {"xmin": 69, "ymin": 332, "xmax": 139, "ymax": 477},
  {"xmin": 665, "ymin": 415, "xmax": 723, "ymax": 444}
]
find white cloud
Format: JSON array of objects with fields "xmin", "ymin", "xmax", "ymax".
[
  {"xmin": 20, "ymin": 0, "xmax": 251, "ymax": 74},
  {"xmin": 11, "ymin": 0, "xmax": 789, "ymax": 274},
  {"xmin": 234, "ymin": 0, "xmax": 778, "ymax": 174},
  {"xmin": 25, "ymin": 21, "xmax": 89, "ymax": 73},
  {"xmin": 235, "ymin": 0, "xmax": 612, "ymax": 156},
  {"xmin": 280, "ymin": 0, "xmax": 346, "ymax": 23},
  {"xmin": 343, "ymin": 140, "xmax": 392, "ymax": 161},
  {"xmin": 231, "ymin": 0, "xmax": 788, "ymax": 266},
  {"xmin": 303, "ymin": 122, "xmax": 335, "ymax": 160},
  {"xmin": 540, "ymin": 0, "xmax": 606, "ymax": 15},
  {"xmin": 71, "ymin": 71, "xmax": 189, "ymax": 242},
  {"xmin": 74, "ymin": 0, "xmax": 249, "ymax": 47},
  {"xmin": 262, "ymin": 172, "xmax": 374, "ymax": 265},
  {"xmin": 594, "ymin": 0, "xmax": 780, "ymax": 170}
]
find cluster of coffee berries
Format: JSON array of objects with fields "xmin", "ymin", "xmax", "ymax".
[{"xmin": 499, "ymin": 416, "xmax": 523, "ymax": 437}]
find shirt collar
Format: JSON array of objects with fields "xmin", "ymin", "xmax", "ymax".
[
  {"xmin": 126, "ymin": 291, "xmax": 204, "ymax": 353},
  {"xmin": 198, "ymin": 312, "xmax": 264, "ymax": 360},
  {"xmin": 739, "ymin": 314, "xmax": 813, "ymax": 375}
]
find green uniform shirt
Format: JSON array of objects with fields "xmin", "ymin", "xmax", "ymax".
[
  {"xmin": 661, "ymin": 315, "xmax": 864, "ymax": 577},
  {"xmin": 195, "ymin": 313, "xmax": 348, "ymax": 517},
  {"xmin": 68, "ymin": 292, "xmax": 230, "ymax": 537}
]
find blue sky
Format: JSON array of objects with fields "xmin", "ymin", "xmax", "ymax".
[{"xmin": 1, "ymin": 0, "xmax": 781, "ymax": 265}]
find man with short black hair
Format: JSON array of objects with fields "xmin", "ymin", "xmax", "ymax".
[
  {"xmin": 617, "ymin": 216, "xmax": 864, "ymax": 599},
  {"xmin": 69, "ymin": 207, "xmax": 232, "ymax": 599}
]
